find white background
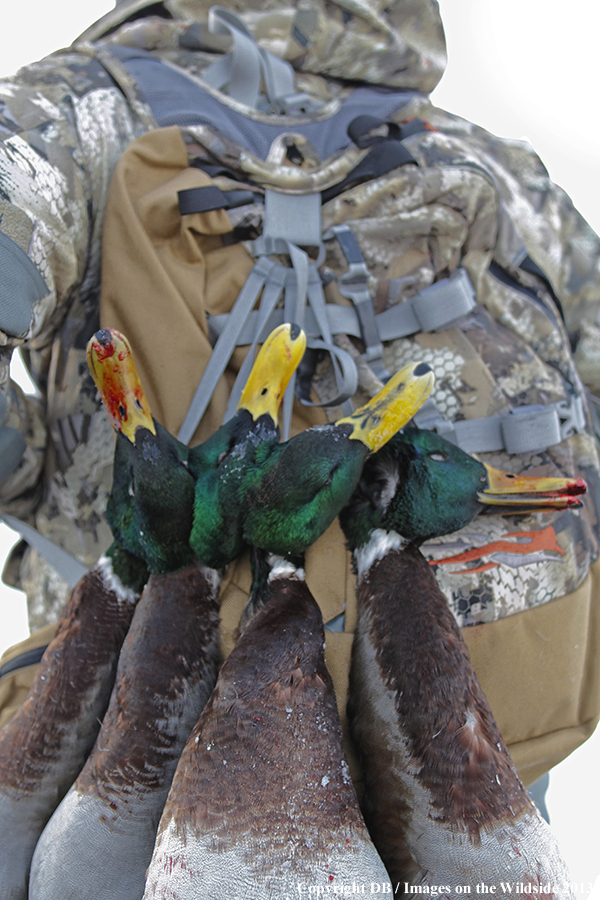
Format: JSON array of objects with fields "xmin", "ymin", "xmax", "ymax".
[{"xmin": 0, "ymin": 0, "xmax": 598, "ymax": 893}]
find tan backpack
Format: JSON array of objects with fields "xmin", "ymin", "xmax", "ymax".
[{"xmin": 2, "ymin": 109, "xmax": 599, "ymax": 788}]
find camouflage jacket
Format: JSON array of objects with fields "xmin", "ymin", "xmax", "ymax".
[{"xmin": 0, "ymin": 0, "xmax": 599, "ymax": 628}]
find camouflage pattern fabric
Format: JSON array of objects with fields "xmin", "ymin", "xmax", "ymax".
[{"xmin": 0, "ymin": 0, "xmax": 598, "ymax": 632}]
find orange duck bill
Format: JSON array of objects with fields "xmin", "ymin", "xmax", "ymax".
[
  {"xmin": 86, "ymin": 328, "xmax": 156, "ymax": 441},
  {"xmin": 478, "ymin": 464, "xmax": 587, "ymax": 510}
]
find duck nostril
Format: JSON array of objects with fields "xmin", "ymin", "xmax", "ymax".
[{"xmin": 414, "ymin": 362, "xmax": 432, "ymax": 376}]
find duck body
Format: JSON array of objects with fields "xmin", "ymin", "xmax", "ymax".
[
  {"xmin": 0, "ymin": 547, "xmax": 145, "ymax": 900},
  {"xmin": 339, "ymin": 428, "xmax": 583, "ymax": 896},
  {"xmin": 26, "ymin": 325, "xmax": 306, "ymax": 898},
  {"xmin": 143, "ymin": 556, "xmax": 391, "ymax": 899},
  {"xmin": 29, "ymin": 562, "xmax": 221, "ymax": 900},
  {"xmin": 0, "ymin": 327, "xmax": 201, "ymax": 899},
  {"xmin": 350, "ymin": 538, "xmax": 573, "ymax": 896},
  {"xmin": 141, "ymin": 369, "xmax": 439, "ymax": 899}
]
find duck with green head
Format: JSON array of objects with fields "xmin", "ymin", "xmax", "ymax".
[
  {"xmin": 338, "ymin": 427, "xmax": 584, "ymax": 897},
  {"xmin": 226, "ymin": 360, "xmax": 436, "ymax": 559},
  {"xmin": 0, "ymin": 328, "xmax": 158, "ymax": 900},
  {"xmin": 28, "ymin": 323, "xmax": 307, "ymax": 900},
  {"xmin": 141, "ymin": 368, "xmax": 441, "ymax": 900}
]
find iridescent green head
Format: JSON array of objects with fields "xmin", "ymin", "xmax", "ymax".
[{"xmin": 340, "ymin": 427, "xmax": 586, "ymax": 552}]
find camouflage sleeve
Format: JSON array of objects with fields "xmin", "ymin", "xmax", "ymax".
[{"xmin": 0, "ymin": 49, "xmax": 147, "ymax": 516}]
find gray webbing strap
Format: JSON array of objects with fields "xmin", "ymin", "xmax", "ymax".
[
  {"xmin": 397, "ymin": 268, "xmax": 477, "ymax": 332},
  {"xmin": 0, "ymin": 426, "xmax": 26, "ymax": 485},
  {"xmin": 178, "ymin": 256, "xmax": 278, "ymax": 444},
  {"xmin": 0, "ymin": 514, "xmax": 87, "ymax": 588},
  {"xmin": 413, "ymin": 394, "xmax": 587, "ymax": 454},
  {"xmin": 203, "ymin": 8, "xmax": 262, "ymax": 107},
  {"xmin": 264, "ymin": 190, "xmax": 323, "ymax": 248},
  {"xmin": 328, "ymin": 224, "xmax": 389, "ymax": 381},
  {"xmin": 254, "ymin": 235, "xmax": 356, "ymax": 414},
  {"xmin": 305, "ymin": 263, "xmax": 356, "ymax": 416},
  {"xmin": 223, "ymin": 262, "xmax": 288, "ymax": 422},
  {"xmin": 281, "ymin": 240, "xmax": 309, "ymax": 438},
  {"xmin": 222, "ymin": 232, "xmax": 356, "ymax": 436},
  {"xmin": 204, "ymin": 7, "xmax": 297, "ymax": 110},
  {"xmin": 587, "ymin": 391, "xmax": 600, "ymax": 442},
  {"xmin": 378, "ymin": 268, "xmax": 477, "ymax": 335},
  {"xmin": 207, "ymin": 269, "xmax": 477, "ymax": 345},
  {"xmin": 257, "ymin": 45, "xmax": 296, "ymax": 109}
]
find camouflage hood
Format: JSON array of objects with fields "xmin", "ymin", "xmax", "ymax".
[{"xmin": 78, "ymin": 0, "xmax": 447, "ymax": 93}]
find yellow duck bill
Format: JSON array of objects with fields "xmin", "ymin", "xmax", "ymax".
[
  {"xmin": 87, "ymin": 328, "xmax": 156, "ymax": 441},
  {"xmin": 338, "ymin": 361, "xmax": 435, "ymax": 453},
  {"xmin": 237, "ymin": 323, "xmax": 306, "ymax": 423},
  {"xmin": 478, "ymin": 464, "xmax": 587, "ymax": 510}
]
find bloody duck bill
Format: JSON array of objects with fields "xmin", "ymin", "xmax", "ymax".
[
  {"xmin": 478, "ymin": 464, "xmax": 587, "ymax": 510},
  {"xmin": 86, "ymin": 328, "xmax": 156, "ymax": 441}
]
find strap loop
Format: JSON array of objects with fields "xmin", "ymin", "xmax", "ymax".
[
  {"xmin": 207, "ymin": 270, "xmax": 477, "ymax": 347},
  {"xmin": 204, "ymin": 7, "xmax": 298, "ymax": 111},
  {"xmin": 178, "ymin": 185, "xmax": 256, "ymax": 215},
  {"xmin": 302, "ymin": 338, "xmax": 358, "ymax": 409},
  {"xmin": 410, "ymin": 269, "xmax": 476, "ymax": 332},
  {"xmin": 204, "ymin": 8, "xmax": 262, "ymax": 108},
  {"xmin": 329, "ymin": 224, "xmax": 389, "ymax": 381},
  {"xmin": 263, "ymin": 189, "xmax": 322, "ymax": 249},
  {"xmin": 0, "ymin": 514, "xmax": 87, "ymax": 588},
  {"xmin": 501, "ymin": 406, "xmax": 562, "ymax": 455},
  {"xmin": 413, "ymin": 395, "xmax": 586, "ymax": 455}
]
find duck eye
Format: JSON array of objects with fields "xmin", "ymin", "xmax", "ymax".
[
  {"xmin": 261, "ymin": 387, "xmax": 269, "ymax": 396},
  {"xmin": 429, "ymin": 451, "xmax": 448, "ymax": 463},
  {"xmin": 324, "ymin": 462, "xmax": 341, "ymax": 488}
]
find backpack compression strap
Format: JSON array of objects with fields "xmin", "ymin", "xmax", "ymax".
[{"xmin": 201, "ymin": 6, "xmax": 320, "ymax": 115}]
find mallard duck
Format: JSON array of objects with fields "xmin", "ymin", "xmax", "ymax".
[
  {"xmin": 143, "ymin": 550, "xmax": 392, "ymax": 899},
  {"xmin": 27, "ymin": 323, "xmax": 307, "ymax": 900},
  {"xmin": 0, "ymin": 325, "xmax": 200, "ymax": 900},
  {"xmin": 229, "ymin": 360, "xmax": 436, "ymax": 558},
  {"xmin": 338, "ymin": 427, "xmax": 583, "ymax": 894},
  {"xmin": 140, "ymin": 366, "xmax": 436, "ymax": 900}
]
